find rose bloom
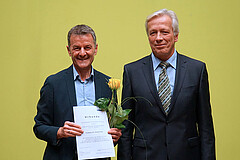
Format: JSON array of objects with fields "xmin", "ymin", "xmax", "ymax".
[{"xmin": 108, "ymin": 79, "xmax": 121, "ymax": 90}]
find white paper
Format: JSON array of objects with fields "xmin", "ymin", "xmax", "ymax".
[{"xmin": 73, "ymin": 106, "xmax": 115, "ymax": 160}]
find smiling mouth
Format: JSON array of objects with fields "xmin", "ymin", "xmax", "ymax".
[
  {"xmin": 155, "ymin": 44, "xmax": 166, "ymax": 48},
  {"xmin": 77, "ymin": 57, "xmax": 88, "ymax": 60}
]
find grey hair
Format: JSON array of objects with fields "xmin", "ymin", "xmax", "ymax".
[
  {"xmin": 67, "ymin": 24, "xmax": 97, "ymax": 47},
  {"xmin": 145, "ymin": 9, "xmax": 179, "ymax": 36}
]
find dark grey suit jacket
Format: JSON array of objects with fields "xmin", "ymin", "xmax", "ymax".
[
  {"xmin": 117, "ymin": 53, "xmax": 215, "ymax": 160},
  {"xmin": 33, "ymin": 65, "xmax": 112, "ymax": 160}
]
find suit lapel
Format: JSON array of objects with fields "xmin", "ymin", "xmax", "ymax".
[
  {"xmin": 94, "ymin": 69, "xmax": 102, "ymax": 100},
  {"xmin": 168, "ymin": 53, "xmax": 187, "ymax": 115},
  {"xmin": 64, "ymin": 65, "xmax": 77, "ymax": 107},
  {"xmin": 142, "ymin": 56, "xmax": 166, "ymax": 115}
]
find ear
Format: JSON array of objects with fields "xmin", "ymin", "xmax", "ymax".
[
  {"xmin": 94, "ymin": 44, "xmax": 98, "ymax": 55},
  {"xmin": 67, "ymin": 46, "xmax": 71, "ymax": 56},
  {"xmin": 174, "ymin": 33, "xmax": 179, "ymax": 42}
]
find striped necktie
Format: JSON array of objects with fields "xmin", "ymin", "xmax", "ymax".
[{"xmin": 158, "ymin": 61, "xmax": 171, "ymax": 115}]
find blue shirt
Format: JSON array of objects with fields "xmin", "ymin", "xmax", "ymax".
[
  {"xmin": 73, "ymin": 65, "xmax": 95, "ymax": 106},
  {"xmin": 151, "ymin": 50, "xmax": 177, "ymax": 95}
]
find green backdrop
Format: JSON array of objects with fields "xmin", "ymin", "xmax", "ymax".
[{"xmin": 1, "ymin": 0, "xmax": 240, "ymax": 159}]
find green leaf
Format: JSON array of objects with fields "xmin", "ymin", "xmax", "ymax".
[
  {"xmin": 117, "ymin": 105, "xmax": 123, "ymax": 115},
  {"xmin": 111, "ymin": 109, "xmax": 131, "ymax": 128},
  {"xmin": 115, "ymin": 123, "xmax": 126, "ymax": 129},
  {"xmin": 108, "ymin": 103, "xmax": 117, "ymax": 128},
  {"xmin": 121, "ymin": 109, "xmax": 131, "ymax": 117},
  {"xmin": 94, "ymin": 95, "xmax": 133, "ymax": 129},
  {"xmin": 108, "ymin": 103, "xmax": 116, "ymax": 115},
  {"xmin": 94, "ymin": 98, "xmax": 110, "ymax": 111}
]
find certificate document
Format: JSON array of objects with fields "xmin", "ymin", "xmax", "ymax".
[{"xmin": 73, "ymin": 106, "xmax": 115, "ymax": 160}]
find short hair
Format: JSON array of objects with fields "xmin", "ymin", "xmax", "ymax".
[
  {"xmin": 145, "ymin": 9, "xmax": 179, "ymax": 36},
  {"xmin": 67, "ymin": 24, "xmax": 97, "ymax": 47}
]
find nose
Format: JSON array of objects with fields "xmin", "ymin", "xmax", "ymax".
[
  {"xmin": 156, "ymin": 32, "xmax": 163, "ymax": 41},
  {"xmin": 79, "ymin": 48, "xmax": 87, "ymax": 57}
]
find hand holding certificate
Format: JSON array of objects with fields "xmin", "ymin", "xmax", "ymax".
[
  {"xmin": 57, "ymin": 121, "xmax": 83, "ymax": 139},
  {"xmin": 73, "ymin": 106, "xmax": 116, "ymax": 160}
]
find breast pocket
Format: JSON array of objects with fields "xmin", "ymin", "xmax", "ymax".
[
  {"xmin": 181, "ymin": 84, "xmax": 198, "ymax": 96},
  {"xmin": 176, "ymin": 84, "xmax": 198, "ymax": 113}
]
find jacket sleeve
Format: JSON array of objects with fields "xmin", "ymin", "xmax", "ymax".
[
  {"xmin": 197, "ymin": 64, "xmax": 216, "ymax": 160},
  {"xmin": 117, "ymin": 65, "xmax": 135, "ymax": 160},
  {"xmin": 33, "ymin": 77, "xmax": 60, "ymax": 146}
]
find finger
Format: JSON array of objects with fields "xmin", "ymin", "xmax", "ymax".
[
  {"xmin": 111, "ymin": 134, "xmax": 120, "ymax": 140},
  {"xmin": 108, "ymin": 129, "xmax": 122, "ymax": 143},
  {"xmin": 65, "ymin": 121, "xmax": 82, "ymax": 129},
  {"xmin": 64, "ymin": 127, "xmax": 84, "ymax": 135},
  {"xmin": 65, "ymin": 130, "xmax": 77, "ymax": 137},
  {"xmin": 65, "ymin": 129, "xmax": 83, "ymax": 137},
  {"xmin": 111, "ymin": 135, "xmax": 120, "ymax": 143},
  {"xmin": 113, "ymin": 139, "xmax": 118, "ymax": 143},
  {"xmin": 71, "ymin": 129, "xmax": 84, "ymax": 136},
  {"xmin": 66, "ymin": 126, "xmax": 84, "ymax": 134},
  {"xmin": 108, "ymin": 128, "xmax": 121, "ymax": 133},
  {"xmin": 108, "ymin": 128, "xmax": 122, "ymax": 137},
  {"xmin": 63, "ymin": 122, "xmax": 83, "ymax": 134}
]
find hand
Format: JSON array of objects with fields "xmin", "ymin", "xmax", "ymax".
[
  {"xmin": 57, "ymin": 121, "xmax": 84, "ymax": 139},
  {"xmin": 108, "ymin": 128, "xmax": 122, "ymax": 143}
]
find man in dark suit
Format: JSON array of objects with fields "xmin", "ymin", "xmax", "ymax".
[
  {"xmin": 33, "ymin": 24, "xmax": 122, "ymax": 160},
  {"xmin": 117, "ymin": 9, "xmax": 215, "ymax": 160}
]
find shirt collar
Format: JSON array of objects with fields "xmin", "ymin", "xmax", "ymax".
[
  {"xmin": 73, "ymin": 65, "xmax": 94, "ymax": 81},
  {"xmin": 151, "ymin": 49, "xmax": 177, "ymax": 70}
]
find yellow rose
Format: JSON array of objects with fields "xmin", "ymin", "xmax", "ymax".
[{"xmin": 108, "ymin": 79, "xmax": 121, "ymax": 90}]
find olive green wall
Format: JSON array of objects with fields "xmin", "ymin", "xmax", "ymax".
[{"xmin": 0, "ymin": 0, "xmax": 239, "ymax": 159}]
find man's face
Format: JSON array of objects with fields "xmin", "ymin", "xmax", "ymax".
[
  {"xmin": 67, "ymin": 34, "xmax": 97, "ymax": 73},
  {"xmin": 147, "ymin": 15, "xmax": 178, "ymax": 61}
]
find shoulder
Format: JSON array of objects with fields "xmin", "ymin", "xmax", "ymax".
[
  {"xmin": 178, "ymin": 53, "xmax": 206, "ymax": 67},
  {"xmin": 45, "ymin": 66, "xmax": 72, "ymax": 83},
  {"xmin": 177, "ymin": 53, "xmax": 208, "ymax": 77},
  {"xmin": 124, "ymin": 55, "xmax": 151, "ymax": 69},
  {"xmin": 94, "ymin": 69, "xmax": 111, "ymax": 80}
]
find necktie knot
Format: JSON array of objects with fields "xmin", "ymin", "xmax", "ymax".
[{"xmin": 160, "ymin": 61, "xmax": 170, "ymax": 69}]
